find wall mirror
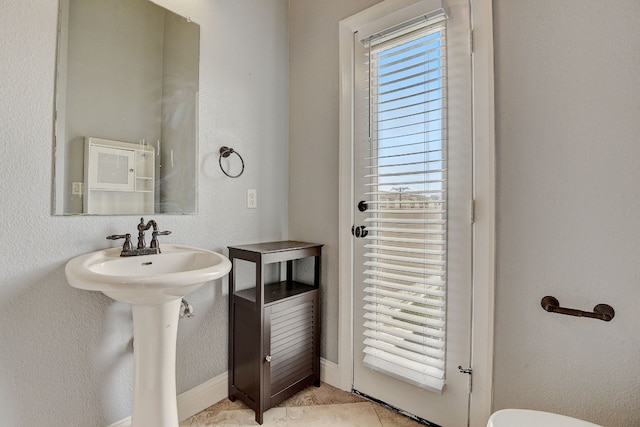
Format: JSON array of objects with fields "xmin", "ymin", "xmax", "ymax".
[{"xmin": 53, "ymin": 0, "xmax": 200, "ymax": 215}]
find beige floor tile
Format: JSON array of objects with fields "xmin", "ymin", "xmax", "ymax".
[
  {"xmin": 373, "ymin": 404, "xmax": 425, "ymax": 427},
  {"xmin": 182, "ymin": 382, "xmax": 428, "ymax": 426},
  {"xmin": 278, "ymin": 383, "xmax": 367, "ymax": 407},
  {"xmin": 205, "ymin": 397, "xmax": 251, "ymax": 413},
  {"xmin": 190, "ymin": 407, "xmax": 287, "ymax": 426},
  {"xmin": 286, "ymin": 402, "xmax": 382, "ymax": 427}
]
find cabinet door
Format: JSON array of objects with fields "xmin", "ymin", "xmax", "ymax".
[
  {"xmin": 268, "ymin": 292, "xmax": 317, "ymax": 404},
  {"xmin": 88, "ymin": 145, "xmax": 135, "ymax": 190}
]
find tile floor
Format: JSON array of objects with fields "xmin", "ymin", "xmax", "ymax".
[{"xmin": 179, "ymin": 382, "xmax": 425, "ymax": 426}]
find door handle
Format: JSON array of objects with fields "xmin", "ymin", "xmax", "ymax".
[{"xmin": 351, "ymin": 225, "xmax": 368, "ymax": 238}]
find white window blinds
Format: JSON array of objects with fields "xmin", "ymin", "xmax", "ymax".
[{"xmin": 359, "ymin": 13, "xmax": 448, "ymax": 393}]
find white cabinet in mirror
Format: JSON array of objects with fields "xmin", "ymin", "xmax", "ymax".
[
  {"xmin": 84, "ymin": 137, "xmax": 155, "ymax": 215},
  {"xmin": 52, "ymin": 0, "xmax": 200, "ymax": 215}
]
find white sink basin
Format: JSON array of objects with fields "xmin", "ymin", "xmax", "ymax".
[
  {"xmin": 65, "ymin": 244, "xmax": 231, "ymax": 304},
  {"xmin": 65, "ymin": 243, "xmax": 231, "ymax": 427}
]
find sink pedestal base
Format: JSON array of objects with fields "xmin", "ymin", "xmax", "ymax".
[
  {"xmin": 64, "ymin": 244, "xmax": 232, "ymax": 426},
  {"xmin": 131, "ymin": 299, "xmax": 181, "ymax": 427}
]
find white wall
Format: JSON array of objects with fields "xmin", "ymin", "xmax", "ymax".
[
  {"xmin": 62, "ymin": 0, "xmax": 165, "ymax": 213},
  {"xmin": 493, "ymin": 1, "xmax": 640, "ymax": 426},
  {"xmin": 0, "ymin": 0, "xmax": 288, "ymax": 425},
  {"xmin": 160, "ymin": 10, "xmax": 200, "ymax": 213},
  {"xmin": 288, "ymin": 0, "xmax": 383, "ymax": 364},
  {"xmin": 290, "ymin": 0, "xmax": 640, "ymax": 426},
  {"xmin": 3, "ymin": 0, "xmax": 639, "ymax": 425}
]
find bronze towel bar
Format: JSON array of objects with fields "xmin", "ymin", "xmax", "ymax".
[{"xmin": 541, "ymin": 296, "xmax": 615, "ymax": 322}]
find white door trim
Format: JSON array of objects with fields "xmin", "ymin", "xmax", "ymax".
[
  {"xmin": 467, "ymin": 1, "xmax": 496, "ymax": 425},
  {"xmin": 337, "ymin": 1, "xmax": 495, "ymax": 425}
]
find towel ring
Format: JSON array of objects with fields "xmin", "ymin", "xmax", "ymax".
[{"xmin": 219, "ymin": 146, "xmax": 245, "ymax": 178}]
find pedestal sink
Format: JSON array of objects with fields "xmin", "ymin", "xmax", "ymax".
[{"xmin": 65, "ymin": 244, "xmax": 231, "ymax": 427}]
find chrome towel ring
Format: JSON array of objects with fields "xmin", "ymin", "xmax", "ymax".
[{"xmin": 219, "ymin": 146, "xmax": 245, "ymax": 178}]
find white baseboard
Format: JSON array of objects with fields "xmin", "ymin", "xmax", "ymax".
[
  {"xmin": 320, "ymin": 357, "xmax": 340, "ymax": 389},
  {"xmin": 108, "ymin": 358, "xmax": 339, "ymax": 426},
  {"xmin": 108, "ymin": 415, "xmax": 131, "ymax": 427},
  {"xmin": 176, "ymin": 371, "xmax": 229, "ymax": 421},
  {"xmin": 108, "ymin": 415, "xmax": 132, "ymax": 427}
]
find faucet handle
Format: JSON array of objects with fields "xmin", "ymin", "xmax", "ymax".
[
  {"xmin": 150, "ymin": 230, "xmax": 171, "ymax": 250},
  {"xmin": 106, "ymin": 234, "xmax": 127, "ymax": 240},
  {"xmin": 107, "ymin": 233, "xmax": 133, "ymax": 251}
]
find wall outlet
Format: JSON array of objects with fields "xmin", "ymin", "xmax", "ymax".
[
  {"xmin": 247, "ymin": 188, "xmax": 257, "ymax": 208},
  {"xmin": 72, "ymin": 182, "xmax": 84, "ymax": 196}
]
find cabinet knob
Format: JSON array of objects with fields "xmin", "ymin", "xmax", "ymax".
[{"xmin": 265, "ymin": 355, "xmax": 272, "ymax": 363}]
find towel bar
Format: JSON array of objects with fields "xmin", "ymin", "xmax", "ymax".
[{"xmin": 541, "ymin": 296, "xmax": 614, "ymax": 322}]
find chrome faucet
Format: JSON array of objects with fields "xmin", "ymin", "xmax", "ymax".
[{"xmin": 107, "ymin": 218, "xmax": 171, "ymax": 257}]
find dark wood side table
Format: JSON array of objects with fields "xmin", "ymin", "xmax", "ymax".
[{"xmin": 227, "ymin": 241, "xmax": 322, "ymax": 424}]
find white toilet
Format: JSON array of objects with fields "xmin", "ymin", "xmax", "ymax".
[{"xmin": 487, "ymin": 409, "xmax": 602, "ymax": 427}]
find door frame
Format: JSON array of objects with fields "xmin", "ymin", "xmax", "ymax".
[{"xmin": 337, "ymin": 1, "xmax": 495, "ymax": 426}]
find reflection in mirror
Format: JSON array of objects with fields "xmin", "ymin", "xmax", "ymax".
[{"xmin": 53, "ymin": 0, "xmax": 200, "ymax": 215}]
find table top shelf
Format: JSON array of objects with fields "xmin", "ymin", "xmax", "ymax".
[
  {"xmin": 228, "ymin": 241, "xmax": 322, "ymax": 265},
  {"xmin": 234, "ymin": 281, "xmax": 317, "ymax": 306},
  {"xmin": 228, "ymin": 240, "xmax": 320, "ymax": 254}
]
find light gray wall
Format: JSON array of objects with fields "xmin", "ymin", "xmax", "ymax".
[
  {"xmin": 3, "ymin": 0, "xmax": 639, "ymax": 425},
  {"xmin": 290, "ymin": 0, "xmax": 640, "ymax": 425},
  {"xmin": 160, "ymin": 11, "xmax": 199, "ymax": 213},
  {"xmin": 288, "ymin": 0, "xmax": 383, "ymax": 363},
  {"xmin": 63, "ymin": 0, "xmax": 166, "ymax": 213},
  {"xmin": 59, "ymin": 0, "xmax": 200, "ymax": 214},
  {"xmin": 0, "ymin": 0, "xmax": 288, "ymax": 425},
  {"xmin": 493, "ymin": 1, "xmax": 640, "ymax": 426}
]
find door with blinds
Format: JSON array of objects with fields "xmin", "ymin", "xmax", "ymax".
[{"xmin": 351, "ymin": 1, "xmax": 472, "ymax": 425}]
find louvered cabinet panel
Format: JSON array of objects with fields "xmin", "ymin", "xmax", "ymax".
[
  {"xmin": 228, "ymin": 241, "xmax": 322, "ymax": 425},
  {"xmin": 267, "ymin": 293, "xmax": 318, "ymax": 404}
]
